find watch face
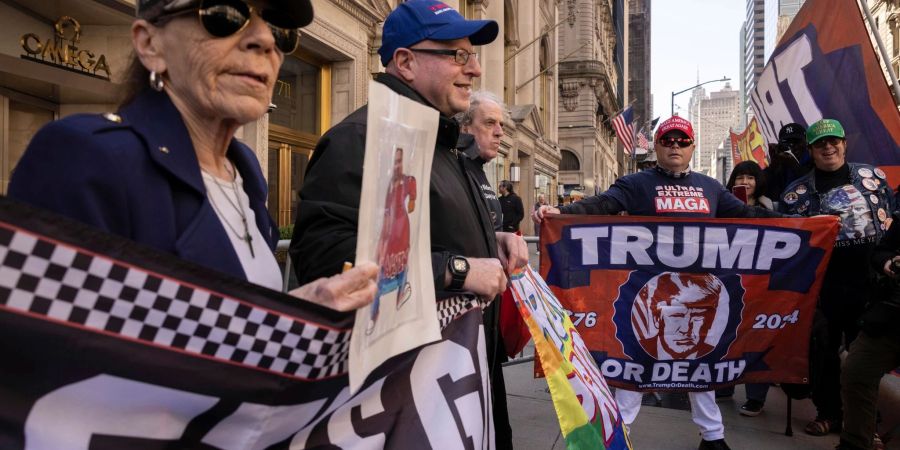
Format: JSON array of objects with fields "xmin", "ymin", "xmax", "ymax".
[{"xmin": 453, "ymin": 258, "xmax": 469, "ymax": 272}]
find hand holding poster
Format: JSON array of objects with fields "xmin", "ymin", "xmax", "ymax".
[
  {"xmin": 539, "ymin": 215, "xmax": 839, "ymax": 392},
  {"xmin": 350, "ymin": 80, "xmax": 441, "ymax": 392},
  {"xmin": 509, "ymin": 265, "xmax": 632, "ymax": 450}
]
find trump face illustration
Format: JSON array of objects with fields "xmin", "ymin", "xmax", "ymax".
[{"xmin": 632, "ymin": 272, "xmax": 729, "ymax": 360}]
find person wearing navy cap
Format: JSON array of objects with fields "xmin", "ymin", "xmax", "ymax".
[{"xmin": 289, "ymin": 1, "xmax": 526, "ymax": 448}]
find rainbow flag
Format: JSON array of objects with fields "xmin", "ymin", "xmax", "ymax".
[{"xmin": 509, "ymin": 266, "xmax": 632, "ymax": 450}]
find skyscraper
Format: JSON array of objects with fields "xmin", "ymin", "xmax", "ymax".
[{"xmin": 689, "ymin": 84, "xmax": 741, "ymax": 176}]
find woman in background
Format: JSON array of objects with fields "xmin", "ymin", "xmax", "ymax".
[
  {"xmin": 723, "ymin": 160, "xmax": 773, "ymax": 416},
  {"xmin": 726, "ymin": 161, "xmax": 774, "ymax": 210}
]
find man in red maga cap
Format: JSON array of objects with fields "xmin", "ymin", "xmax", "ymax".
[{"xmin": 534, "ymin": 116, "xmax": 785, "ymax": 450}]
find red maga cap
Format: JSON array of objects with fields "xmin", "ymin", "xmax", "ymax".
[{"xmin": 655, "ymin": 116, "xmax": 694, "ymax": 140}]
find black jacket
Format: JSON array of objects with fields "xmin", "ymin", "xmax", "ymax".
[
  {"xmin": 458, "ymin": 133, "xmax": 503, "ymax": 231},
  {"xmin": 289, "ymin": 73, "xmax": 498, "ymax": 300},
  {"xmin": 499, "ymin": 192, "xmax": 524, "ymax": 232},
  {"xmin": 864, "ymin": 214, "xmax": 900, "ymax": 337}
]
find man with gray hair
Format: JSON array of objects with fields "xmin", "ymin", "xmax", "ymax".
[{"xmin": 456, "ymin": 90, "xmax": 507, "ymax": 231}]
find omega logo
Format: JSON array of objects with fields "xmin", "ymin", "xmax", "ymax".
[{"xmin": 20, "ymin": 16, "xmax": 111, "ymax": 80}]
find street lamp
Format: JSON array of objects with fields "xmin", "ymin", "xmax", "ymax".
[{"xmin": 670, "ymin": 77, "xmax": 730, "ymax": 117}]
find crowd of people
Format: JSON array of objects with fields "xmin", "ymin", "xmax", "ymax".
[
  {"xmin": 6, "ymin": 0, "xmax": 900, "ymax": 449},
  {"xmin": 533, "ymin": 115, "xmax": 900, "ymax": 450}
]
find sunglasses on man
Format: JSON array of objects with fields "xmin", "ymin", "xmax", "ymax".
[
  {"xmin": 153, "ymin": 0, "xmax": 300, "ymax": 54},
  {"xmin": 657, "ymin": 136, "xmax": 694, "ymax": 148}
]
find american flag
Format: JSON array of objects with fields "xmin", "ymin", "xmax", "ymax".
[
  {"xmin": 612, "ymin": 106, "xmax": 635, "ymax": 155},
  {"xmin": 636, "ymin": 130, "xmax": 650, "ymax": 153}
]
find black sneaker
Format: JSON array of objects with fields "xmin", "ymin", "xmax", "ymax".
[
  {"xmin": 739, "ymin": 399, "xmax": 764, "ymax": 417},
  {"xmin": 698, "ymin": 439, "xmax": 731, "ymax": 450}
]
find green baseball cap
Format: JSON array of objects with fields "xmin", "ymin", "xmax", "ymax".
[{"xmin": 806, "ymin": 119, "xmax": 845, "ymax": 144}]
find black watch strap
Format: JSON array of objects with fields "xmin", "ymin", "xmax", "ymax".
[{"xmin": 447, "ymin": 255, "xmax": 469, "ymax": 291}]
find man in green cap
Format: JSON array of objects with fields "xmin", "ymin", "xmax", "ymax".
[{"xmin": 778, "ymin": 118, "xmax": 896, "ymax": 439}]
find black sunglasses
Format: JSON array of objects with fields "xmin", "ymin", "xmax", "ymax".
[
  {"xmin": 810, "ymin": 136, "xmax": 844, "ymax": 150},
  {"xmin": 154, "ymin": 0, "xmax": 300, "ymax": 54},
  {"xmin": 658, "ymin": 136, "xmax": 694, "ymax": 148}
]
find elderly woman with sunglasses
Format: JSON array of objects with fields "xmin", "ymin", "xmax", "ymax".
[{"xmin": 8, "ymin": 0, "xmax": 376, "ymax": 311}]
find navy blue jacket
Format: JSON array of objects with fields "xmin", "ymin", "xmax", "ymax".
[{"xmin": 8, "ymin": 89, "xmax": 278, "ymax": 281}]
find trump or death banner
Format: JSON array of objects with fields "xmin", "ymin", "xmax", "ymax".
[
  {"xmin": 730, "ymin": 117, "xmax": 769, "ymax": 169},
  {"xmin": 509, "ymin": 266, "xmax": 632, "ymax": 450},
  {"xmin": 751, "ymin": 0, "xmax": 900, "ymax": 185},
  {"xmin": 540, "ymin": 215, "xmax": 839, "ymax": 392},
  {"xmin": 351, "ymin": 80, "xmax": 441, "ymax": 392},
  {"xmin": 0, "ymin": 198, "xmax": 495, "ymax": 449}
]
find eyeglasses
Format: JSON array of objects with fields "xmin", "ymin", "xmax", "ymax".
[
  {"xmin": 657, "ymin": 136, "xmax": 694, "ymax": 148},
  {"xmin": 810, "ymin": 136, "xmax": 844, "ymax": 150},
  {"xmin": 153, "ymin": 0, "xmax": 300, "ymax": 54},
  {"xmin": 409, "ymin": 48, "xmax": 478, "ymax": 65}
]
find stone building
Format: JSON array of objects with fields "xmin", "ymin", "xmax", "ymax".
[
  {"xmin": 493, "ymin": 0, "xmax": 562, "ymax": 234},
  {"xmin": 628, "ymin": 0, "xmax": 651, "ymax": 135},
  {"xmin": 865, "ymin": 0, "xmax": 900, "ymax": 97},
  {"xmin": 628, "ymin": 0, "xmax": 652, "ymax": 169},
  {"xmin": 688, "ymin": 83, "xmax": 740, "ymax": 176},
  {"xmin": 557, "ymin": 0, "xmax": 627, "ymax": 197}
]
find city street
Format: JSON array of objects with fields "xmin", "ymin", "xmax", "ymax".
[
  {"xmin": 515, "ymin": 242, "xmax": 900, "ymax": 449},
  {"xmin": 504, "ymin": 347, "xmax": 900, "ymax": 450}
]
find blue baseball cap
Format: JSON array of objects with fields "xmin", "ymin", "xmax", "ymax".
[{"xmin": 378, "ymin": 0, "xmax": 499, "ymax": 66}]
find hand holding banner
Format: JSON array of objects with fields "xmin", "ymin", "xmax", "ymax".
[
  {"xmin": 509, "ymin": 265, "xmax": 632, "ymax": 450},
  {"xmin": 539, "ymin": 215, "xmax": 839, "ymax": 392}
]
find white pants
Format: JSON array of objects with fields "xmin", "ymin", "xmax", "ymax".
[{"xmin": 615, "ymin": 389, "xmax": 725, "ymax": 441}]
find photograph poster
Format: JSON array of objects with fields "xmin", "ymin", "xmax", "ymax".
[{"xmin": 349, "ymin": 80, "xmax": 441, "ymax": 391}]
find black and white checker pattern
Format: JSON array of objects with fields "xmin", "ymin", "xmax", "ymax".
[
  {"xmin": 0, "ymin": 225, "xmax": 350, "ymax": 379},
  {"xmin": 437, "ymin": 294, "xmax": 483, "ymax": 329}
]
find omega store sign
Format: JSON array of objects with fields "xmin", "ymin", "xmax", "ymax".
[{"xmin": 20, "ymin": 16, "xmax": 111, "ymax": 81}]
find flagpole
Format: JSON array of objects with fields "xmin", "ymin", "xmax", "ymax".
[
  {"xmin": 631, "ymin": 113, "xmax": 640, "ymax": 174},
  {"xmin": 859, "ymin": 0, "xmax": 900, "ymax": 105},
  {"xmin": 601, "ymin": 100, "xmax": 637, "ymax": 126}
]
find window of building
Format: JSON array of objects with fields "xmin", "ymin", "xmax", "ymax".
[
  {"xmin": 267, "ymin": 54, "xmax": 332, "ymax": 228},
  {"xmin": 0, "ymin": 92, "xmax": 57, "ymax": 194},
  {"xmin": 539, "ymin": 35, "xmax": 552, "ymax": 129},
  {"xmin": 560, "ymin": 149, "xmax": 580, "ymax": 171}
]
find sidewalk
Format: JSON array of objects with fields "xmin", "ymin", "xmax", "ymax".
[{"xmin": 504, "ymin": 350, "xmax": 900, "ymax": 449}]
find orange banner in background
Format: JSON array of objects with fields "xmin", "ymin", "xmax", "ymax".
[{"xmin": 730, "ymin": 117, "xmax": 770, "ymax": 169}]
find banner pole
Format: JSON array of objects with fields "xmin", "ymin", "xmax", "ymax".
[{"xmin": 859, "ymin": 0, "xmax": 900, "ymax": 106}]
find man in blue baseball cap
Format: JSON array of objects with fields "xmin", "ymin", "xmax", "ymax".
[{"xmin": 291, "ymin": 2, "xmax": 524, "ymax": 448}]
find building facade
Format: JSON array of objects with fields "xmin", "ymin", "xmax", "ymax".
[
  {"xmin": 495, "ymin": 0, "xmax": 562, "ymax": 234},
  {"xmin": 557, "ymin": 0, "xmax": 627, "ymax": 199},
  {"xmin": 688, "ymin": 83, "xmax": 740, "ymax": 176},
  {"xmin": 628, "ymin": 0, "xmax": 651, "ymax": 138},
  {"xmin": 740, "ymin": 0, "xmax": 765, "ymax": 122},
  {"xmin": 865, "ymin": 0, "xmax": 900, "ymax": 93}
]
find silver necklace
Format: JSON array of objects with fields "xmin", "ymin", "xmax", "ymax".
[{"xmin": 203, "ymin": 161, "xmax": 255, "ymax": 258}]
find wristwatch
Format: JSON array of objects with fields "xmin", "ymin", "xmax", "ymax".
[{"xmin": 447, "ymin": 255, "xmax": 470, "ymax": 291}]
